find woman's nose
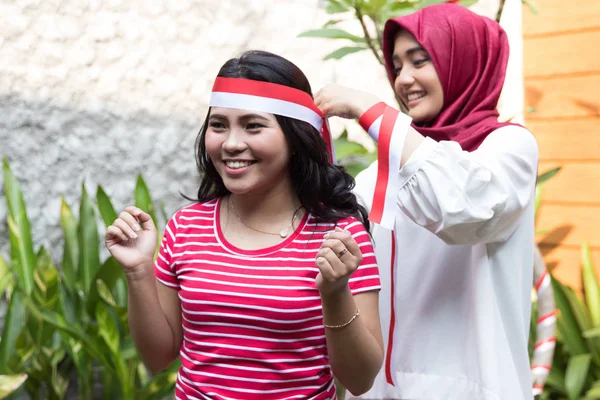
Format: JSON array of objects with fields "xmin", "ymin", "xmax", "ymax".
[{"xmin": 222, "ymin": 128, "xmax": 248, "ymax": 153}]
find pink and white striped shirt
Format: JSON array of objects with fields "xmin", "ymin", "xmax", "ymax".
[{"xmin": 154, "ymin": 199, "xmax": 381, "ymax": 400}]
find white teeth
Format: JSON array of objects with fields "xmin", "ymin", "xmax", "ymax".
[
  {"xmin": 225, "ymin": 161, "xmax": 253, "ymax": 169},
  {"xmin": 407, "ymin": 92, "xmax": 426, "ymax": 101}
]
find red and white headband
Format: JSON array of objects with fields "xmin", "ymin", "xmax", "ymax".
[{"xmin": 209, "ymin": 77, "xmax": 336, "ymax": 163}]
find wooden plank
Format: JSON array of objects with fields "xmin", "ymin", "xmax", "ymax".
[
  {"xmin": 522, "ymin": 0, "xmax": 600, "ymax": 37},
  {"xmin": 536, "ymin": 204, "xmax": 600, "ymax": 248},
  {"xmin": 524, "ymin": 75, "xmax": 600, "ymax": 119},
  {"xmin": 529, "ymin": 119, "xmax": 600, "ymax": 160},
  {"xmin": 540, "ymin": 244, "xmax": 600, "ymax": 293},
  {"xmin": 524, "ymin": 31, "xmax": 600, "ymax": 78},
  {"xmin": 537, "ymin": 162, "xmax": 600, "ymax": 204}
]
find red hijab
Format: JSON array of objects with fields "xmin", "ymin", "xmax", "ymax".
[{"xmin": 383, "ymin": 3, "xmax": 519, "ymax": 151}]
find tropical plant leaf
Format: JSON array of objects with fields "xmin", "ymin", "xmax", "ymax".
[
  {"xmin": 0, "ymin": 290, "xmax": 25, "ymax": 374},
  {"xmin": 325, "ymin": 0, "xmax": 350, "ymax": 14},
  {"xmin": 324, "ymin": 46, "xmax": 368, "ymax": 60},
  {"xmin": 3, "ymin": 158, "xmax": 35, "ymax": 295},
  {"xmin": 0, "ymin": 253, "xmax": 13, "ymax": 298},
  {"xmin": 552, "ymin": 276, "xmax": 588, "ymax": 356},
  {"xmin": 0, "ymin": 373, "xmax": 28, "ymax": 399},
  {"xmin": 96, "ymin": 186, "xmax": 118, "ymax": 228},
  {"xmin": 135, "ymin": 175, "xmax": 157, "ymax": 223},
  {"xmin": 522, "ymin": 0, "xmax": 539, "ymax": 14},
  {"xmin": 95, "ymin": 304, "xmax": 120, "ymax": 355},
  {"xmin": 538, "ymin": 167, "xmax": 561, "ymax": 186},
  {"xmin": 60, "ymin": 198, "xmax": 79, "ymax": 294},
  {"xmin": 582, "ymin": 241, "xmax": 600, "ymax": 327},
  {"xmin": 25, "ymin": 300, "xmax": 113, "ymax": 370},
  {"xmin": 298, "ymin": 28, "xmax": 365, "ymax": 43},
  {"xmin": 78, "ymin": 183, "xmax": 101, "ymax": 295},
  {"xmin": 565, "ymin": 353, "xmax": 592, "ymax": 399}
]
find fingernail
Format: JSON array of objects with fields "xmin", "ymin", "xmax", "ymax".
[
  {"xmin": 133, "ymin": 223, "xmax": 141, "ymax": 231},
  {"xmin": 130, "ymin": 232, "xmax": 138, "ymax": 239},
  {"xmin": 323, "ymin": 233, "xmax": 330, "ymax": 239}
]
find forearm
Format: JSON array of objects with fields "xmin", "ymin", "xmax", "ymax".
[
  {"xmin": 321, "ymin": 287, "xmax": 383, "ymax": 396},
  {"xmin": 126, "ymin": 263, "xmax": 180, "ymax": 372}
]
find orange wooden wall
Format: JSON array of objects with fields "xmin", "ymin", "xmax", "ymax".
[{"xmin": 523, "ymin": 0, "xmax": 600, "ymax": 291}]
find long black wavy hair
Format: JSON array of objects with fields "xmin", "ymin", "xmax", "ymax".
[{"xmin": 193, "ymin": 50, "xmax": 369, "ymax": 231}]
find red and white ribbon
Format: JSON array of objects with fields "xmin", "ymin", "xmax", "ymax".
[
  {"xmin": 210, "ymin": 77, "xmax": 336, "ymax": 163},
  {"xmin": 359, "ymin": 102, "xmax": 411, "ymax": 229},
  {"xmin": 531, "ymin": 246, "xmax": 556, "ymax": 396}
]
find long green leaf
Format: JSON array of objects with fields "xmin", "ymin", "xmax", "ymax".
[
  {"xmin": 552, "ymin": 276, "xmax": 589, "ymax": 356},
  {"xmin": 3, "ymin": 158, "xmax": 35, "ymax": 295},
  {"xmin": 566, "ymin": 353, "xmax": 592, "ymax": 399},
  {"xmin": 59, "ymin": 198, "xmax": 78, "ymax": 293},
  {"xmin": 586, "ymin": 382, "xmax": 600, "ymax": 399},
  {"xmin": 325, "ymin": 0, "xmax": 350, "ymax": 14},
  {"xmin": 87, "ymin": 257, "xmax": 125, "ymax": 315},
  {"xmin": 537, "ymin": 166, "xmax": 561, "ymax": 186},
  {"xmin": 25, "ymin": 300, "xmax": 113, "ymax": 370},
  {"xmin": 545, "ymin": 362, "xmax": 567, "ymax": 394},
  {"xmin": 78, "ymin": 183, "xmax": 100, "ymax": 295},
  {"xmin": 0, "ymin": 253, "xmax": 13, "ymax": 297},
  {"xmin": 297, "ymin": 28, "xmax": 365, "ymax": 43},
  {"xmin": 95, "ymin": 304, "xmax": 120, "ymax": 355},
  {"xmin": 29, "ymin": 249, "xmax": 60, "ymax": 347},
  {"xmin": 0, "ymin": 290, "xmax": 25, "ymax": 373},
  {"xmin": 96, "ymin": 186, "xmax": 118, "ymax": 228},
  {"xmin": 582, "ymin": 240, "xmax": 600, "ymax": 327},
  {"xmin": 522, "ymin": 0, "xmax": 539, "ymax": 14},
  {"xmin": 0, "ymin": 373, "xmax": 28, "ymax": 399},
  {"xmin": 324, "ymin": 46, "xmax": 368, "ymax": 60},
  {"xmin": 135, "ymin": 175, "xmax": 157, "ymax": 224}
]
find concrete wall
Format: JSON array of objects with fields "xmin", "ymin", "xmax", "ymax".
[{"xmin": 0, "ymin": 0, "xmax": 394, "ymax": 262}]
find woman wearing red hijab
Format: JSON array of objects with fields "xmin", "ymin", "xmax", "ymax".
[{"xmin": 315, "ymin": 4, "xmax": 537, "ymax": 400}]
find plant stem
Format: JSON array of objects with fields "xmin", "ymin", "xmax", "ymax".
[
  {"xmin": 355, "ymin": 7, "xmax": 384, "ymax": 65},
  {"xmin": 495, "ymin": 0, "xmax": 506, "ymax": 22},
  {"xmin": 373, "ymin": 15, "xmax": 384, "ymax": 52}
]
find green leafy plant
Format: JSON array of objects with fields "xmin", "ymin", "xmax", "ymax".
[
  {"xmin": 0, "ymin": 158, "xmax": 178, "ymax": 399},
  {"xmin": 537, "ymin": 243, "xmax": 600, "ymax": 399},
  {"xmin": 0, "ymin": 374, "xmax": 28, "ymax": 399}
]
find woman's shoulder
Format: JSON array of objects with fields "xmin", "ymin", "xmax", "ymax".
[
  {"xmin": 169, "ymin": 199, "xmax": 219, "ymax": 223},
  {"xmin": 336, "ymin": 216, "xmax": 370, "ymax": 235},
  {"xmin": 480, "ymin": 124, "xmax": 538, "ymax": 154}
]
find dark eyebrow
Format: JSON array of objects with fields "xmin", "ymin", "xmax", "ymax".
[
  {"xmin": 208, "ymin": 113, "xmax": 270, "ymax": 121},
  {"xmin": 392, "ymin": 46, "xmax": 427, "ymax": 62},
  {"xmin": 406, "ymin": 46, "xmax": 426, "ymax": 56}
]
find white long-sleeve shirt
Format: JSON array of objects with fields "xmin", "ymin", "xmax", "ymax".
[{"xmin": 350, "ymin": 125, "xmax": 538, "ymax": 400}]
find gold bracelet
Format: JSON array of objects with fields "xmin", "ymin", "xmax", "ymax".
[{"xmin": 323, "ymin": 309, "xmax": 360, "ymax": 330}]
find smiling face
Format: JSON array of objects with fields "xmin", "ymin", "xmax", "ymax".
[
  {"xmin": 204, "ymin": 107, "xmax": 292, "ymax": 197},
  {"xmin": 391, "ymin": 30, "xmax": 444, "ymax": 124}
]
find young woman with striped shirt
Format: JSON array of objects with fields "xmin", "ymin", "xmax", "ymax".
[{"xmin": 104, "ymin": 50, "xmax": 383, "ymax": 399}]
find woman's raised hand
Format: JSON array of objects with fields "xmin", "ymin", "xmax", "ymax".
[
  {"xmin": 315, "ymin": 84, "xmax": 380, "ymax": 120},
  {"xmin": 105, "ymin": 206, "xmax": 158, "ymax": 273},
  {"xmin": 315, "ymin": 227, "xmax": 363, "ymax": 297}
]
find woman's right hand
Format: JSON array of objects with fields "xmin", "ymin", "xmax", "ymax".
[
  {"xmin": 105, "ymin": 206, "xmax": 158, "ymax": 273},
  {"xmin": 314, "ymin": 84, "xmax": 380, "ymax": 120}
]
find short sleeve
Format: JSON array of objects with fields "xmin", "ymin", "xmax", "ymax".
[
  {"xmin": 344, "ymin": 219, "xmax": 381, "ymax": 295},
  {"xmin": 154, "ymin": 214, "xmax": 180, "ymax": 289}
]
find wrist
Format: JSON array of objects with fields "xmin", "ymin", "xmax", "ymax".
[
  {"xmin": 124, "ymin": 261, "xmax": 155, "ymax": 283},
  {"xmin": 353, "ymin": 95, "xmax": 381, "ymax": 120},
  {"xmin": 319, "ymin": 284, "xmax": 352, "ymax": 303}
]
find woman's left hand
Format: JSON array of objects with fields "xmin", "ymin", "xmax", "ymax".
[
  {"xmin": 314, "ymin": 84, "xmax": 380, "ymax": 120},
  {"xmin": 316, "ymin": 227, "xmax": 363, "ymax": 297}
]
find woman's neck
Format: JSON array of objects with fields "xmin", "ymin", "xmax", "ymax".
[{"xmin": 228, "ymin": 181, "xmax": 301, "ymax": 226}]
